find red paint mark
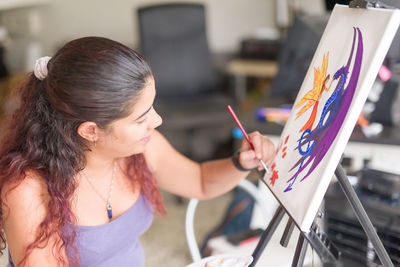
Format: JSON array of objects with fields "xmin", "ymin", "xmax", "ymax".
[
  {"xmin": 284, "ymin": 135, "xmax": 290, "ymax": 144},
  {"xmin": 270, "ymin": 135, "xmax": 289, "ymax": 186},
  {"xmin": 276, "ymin": 141, "xmax": 282, "ymax": 154},
  {"xmin": 280, "ymin": 135, "xmax": 290, "ymax": 159},
  {"xmin": 281, "ymin": 146, "xmax": 287, "ymax": 159},
  {"xmin": 270, "ymin": 169, "xmax": 279, "ymax": 186},
  {"xmin": 269, "ymin": 162, "xmax": 279, "ymax": 186}
]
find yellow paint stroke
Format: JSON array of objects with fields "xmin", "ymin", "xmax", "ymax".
[{"xmin": 295, "ymin": 52, "xmax": 333, "ymax": 132}]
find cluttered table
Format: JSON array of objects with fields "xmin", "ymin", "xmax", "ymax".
[
  {"xmin": 242, "ymin": 107, "xmax": 400, "ymax": 146},
  {"xmin": 235, "ymin": 98, "xmax": 400, "ymax": 173},
  {"xmin": 226, "ymin": 59, "xmax": 278, "ymax": 104}
]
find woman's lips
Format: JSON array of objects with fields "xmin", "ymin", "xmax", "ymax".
[{"xmin": 141, "ymin": 135, "xmax": 151, "ymax": 143}]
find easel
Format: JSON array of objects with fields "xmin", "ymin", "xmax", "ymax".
[
  {"xmin": 250, "ymin": 164, "xmax": 393, "ymax": 267},
  {"xmin": 248, "ymin": 1, "xmax": 396, "ymax": 266}
]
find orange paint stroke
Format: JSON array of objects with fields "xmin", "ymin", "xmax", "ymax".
[{"xmin": 296, "ymin": 52, "xmax": 332, "ymax": 132}]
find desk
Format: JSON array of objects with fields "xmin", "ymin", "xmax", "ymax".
[
  {"xmin": 226, "ymin": 59, "xmax": 278, "ymax": 103},
  {"xmin": 238, "ymin": 104, "xmax": 400, "ymax": 174},
  {"xmin": 260, "ymin": 123, "xmax": 400, "ymax": 174}
]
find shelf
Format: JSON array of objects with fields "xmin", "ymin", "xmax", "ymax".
[
  {"xmin": 226, "ymin": 59, "xmax": 278, "ymax": 78},
  {"xmin": 0, "ymin": 0, "xmax": 51, "ymax": 11}
]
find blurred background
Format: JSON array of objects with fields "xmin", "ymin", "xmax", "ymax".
[{"xmin": 1, "ymin": 0, "xmax": 400, "ymax": 266}]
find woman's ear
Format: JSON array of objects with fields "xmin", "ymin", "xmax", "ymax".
[{"xmin": 77, "ymin": 122, "xmax": 99, "ymax": 143}]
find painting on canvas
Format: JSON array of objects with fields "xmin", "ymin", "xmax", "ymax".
[{"xmin": 264, "ymin": 4, "xmax": 400, "ymax": 231}]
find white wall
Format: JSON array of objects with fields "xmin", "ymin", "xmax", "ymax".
[
  {"xmin": 38, "ymin": 0, "xmax": 275, "ymax": 53},
  {"xmin": 2, "ymin": 0, "xmax": 277, "ymax": 71},
  {"xmin": 1, "ymin": 0, "xmax": 326, "ymax": 72}
]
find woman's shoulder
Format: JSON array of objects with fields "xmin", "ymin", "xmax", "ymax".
[
  {"xmin": 2, "ymin": 171, "xmax": 49, "ymax": 239},
  {"xmin": 143, "ymin": 130, "xmax": 172, "ymax": 171},
  {"xmin": 2, "ymin": 171, "xmax": 49, "ymax": 212},
  {"xmin": 2, "ymin": 171, "xmax": 63, "ymax": 265},
  {"xmin": 145, "ymin": 130, "xmax": 173, "ymax": 153}
]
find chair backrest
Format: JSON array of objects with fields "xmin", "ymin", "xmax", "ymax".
[
  {"xmin": 137, "ymin": 4, "xmax": 218, "ymax": 102},
  {"xmin": 268, "ymin": 14, "xmax": 328, "ymax": 103}
]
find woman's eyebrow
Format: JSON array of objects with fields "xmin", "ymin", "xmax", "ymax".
[{"xmin": 134, "ymin": 105, "xmax": 153, "ymax": 121}]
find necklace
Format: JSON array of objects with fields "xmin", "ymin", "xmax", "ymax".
[{"xmin": 82, "ymin": 161, "xmax": 117, "ymax": 220}]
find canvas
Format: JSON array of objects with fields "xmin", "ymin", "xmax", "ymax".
[{"xmin": 263, "ymin": 4, "xmax": 400, "ymax": 232}]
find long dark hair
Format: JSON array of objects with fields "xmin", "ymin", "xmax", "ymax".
[{"xmin": 0, "ymin": 37, "xmax": 165, "ymax": 266}]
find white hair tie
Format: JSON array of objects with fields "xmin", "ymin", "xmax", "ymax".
[{"xmin": 33, "ymin": 56, "xmax": 52, "ymax": 81}]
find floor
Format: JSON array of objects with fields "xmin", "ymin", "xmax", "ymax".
[{"xmin": 141, "ymin": 191, "xmax": 234, "ymax": 267}]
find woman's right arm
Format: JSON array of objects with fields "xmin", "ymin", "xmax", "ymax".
[{"xmin": 2, "ymin": 175, "xmax": 67, "ymax": 266}]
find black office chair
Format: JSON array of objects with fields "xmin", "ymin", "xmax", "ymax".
[
  {"xmin": 269, "ymin": 14, "xmax": 329, "ymax": 103},
  {"xmin": 137, "ymin": 3, "xmax": 236, "ymax": 161}
]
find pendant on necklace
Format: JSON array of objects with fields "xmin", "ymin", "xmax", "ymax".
[{"xmin": 107, "ymin": 204, "xmax": 113, "ymax": 219}]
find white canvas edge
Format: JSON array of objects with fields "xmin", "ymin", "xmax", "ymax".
[{"xmin": 299, "ymin": 6, "xmax": 400, "ymax": 231}]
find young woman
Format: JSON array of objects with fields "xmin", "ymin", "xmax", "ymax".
[{"xmin": 0, "ymin": 37, "xmax": 275, "ymax": 266}]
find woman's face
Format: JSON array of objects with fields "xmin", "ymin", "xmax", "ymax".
[{"xmin": 97, "ymin": 76, "xmax": 162, "ymax": 157}]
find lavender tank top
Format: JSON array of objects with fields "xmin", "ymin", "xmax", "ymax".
[{"xmin": 8, "ymin": 193, "xmax": 153, "ymax": 267}]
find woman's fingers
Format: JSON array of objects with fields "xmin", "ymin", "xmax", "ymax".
[
  {"xmin": 263, "ymin": 137, "xmax": 275, "ymax": 165},
  {"xmin": 239, "ymin": 131, "xmax": 275, "ymax": 170},
  {"xmin": 248, "ymin": 131, "xmax": 262, "ymax": 159}
]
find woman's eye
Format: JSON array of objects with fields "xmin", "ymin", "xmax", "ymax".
[
  {"xmin": 135, "ymin": 106, "xmax": 153, "ymax": 124},
  {"xmin": 136, "ymin": 116, "xmax": 148, "ymax": 124}
]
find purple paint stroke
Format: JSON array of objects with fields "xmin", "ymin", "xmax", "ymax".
[
  {"xmin": 295, "ymin": 27, "xmax": 363, "ymax": 181},
  {"xmin": 286, "ymin": 27, "xmax": 359, "ymax": 183},
  {"xmin": 284, "ymin": 31, "xmax": 355, "ymax": 189},
  {"xmin": 286, "ymin": 27, "xmax": 363, "ymax": 188},
  {"xmin": 285, "ymin": 65, "xmax": 348, "ymax": 190}
]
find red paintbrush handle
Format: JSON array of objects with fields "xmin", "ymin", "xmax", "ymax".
[{"xmin": 227, "ymin": 105, "xmax": 255, "ymax": 151}]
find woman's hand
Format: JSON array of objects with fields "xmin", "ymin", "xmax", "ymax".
[{"xmin": 238, "ymin": 131, "xmax": 275, "ymax": 171}]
